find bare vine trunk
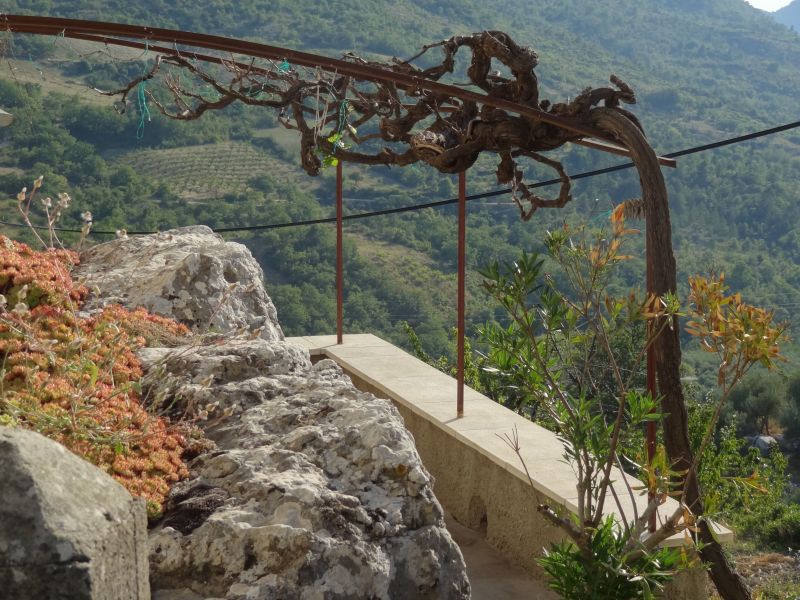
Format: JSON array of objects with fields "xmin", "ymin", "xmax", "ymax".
[{"xmin": 590, "ymin": 107, "xmax": 752, "ymax": 600}]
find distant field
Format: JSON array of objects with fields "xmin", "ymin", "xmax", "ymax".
[
  {"xmin": 348, "ymin": 232, "xmax": 492, "ymax": 325},
  {"xmin": 117, "ymin": 141, "xmax": 321, "ymax": 200},
  {"xmin": 1, "ymin": 58, "xmax": 115, "ymax": 107},
  {"xmin": 0, "ymin": 166, "xmax": 24, "ymax": 176}
]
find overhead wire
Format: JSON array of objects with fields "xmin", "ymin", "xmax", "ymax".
[{"xmin": 1, "ymin": 119, "xmax": 799, "ymax": 235}]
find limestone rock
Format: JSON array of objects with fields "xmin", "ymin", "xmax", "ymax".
[
  {"xmin": 142, "ymin": 339, "xmax": 470, "ymax": 600},
  {"xmin": 0, "ymin": 427, "xmax": 149, "ymax": 600},
  {"xmin": 74, "ymin": 225, "xmax": 283, "ymax": 341},
  {"xmin": 751, "ymin": 435, "xmax": 779, "ymax": 456}
]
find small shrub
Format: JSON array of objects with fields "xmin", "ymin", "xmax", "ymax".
[
  {"xmin": 0, "ymin": 235, "xmax": 191, "ymax": 516},
  {"xmin": 738, "ymin": 503, "xmax": 800, "ymax": 550},
  {"xmin": 539, "ymin": 516, "xmax": 689, "ymax": 600}
]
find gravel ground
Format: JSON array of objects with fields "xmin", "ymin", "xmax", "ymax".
[{"xmin": 709, "ymin": 552, "xmax": 800, "ymax": 599}]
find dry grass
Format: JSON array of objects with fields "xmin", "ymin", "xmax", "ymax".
[
  {"xmin": 708, "ymin": 552, "xmax": 800, "ymax": 600},
  {"xmin": 348, "ymin": 232, "xmax": 493, "ymax": 323},
  {"xmin": 1, "ymin": 58, "xmax": 114, "ymax": 107}
]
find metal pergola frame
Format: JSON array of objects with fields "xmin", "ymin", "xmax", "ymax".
[{"xmin": 2, "ymin": 14, "xmax": 671, "ymax": 477}]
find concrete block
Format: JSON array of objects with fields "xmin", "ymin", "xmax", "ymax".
[{"xmin": 0, "ymin": 427, "xmax": 149, "ymax": 600}]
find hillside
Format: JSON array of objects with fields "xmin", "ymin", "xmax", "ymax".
[
  {"xmin": 775, "ymin": 0, "xmax": 800, "ymax": 29},
  {"xmin": 1, "ymin": 0, "xmax": 800, "ymax": 372}
]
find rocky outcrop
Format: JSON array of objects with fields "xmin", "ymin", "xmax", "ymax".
[
  {"xmin": 68, "ymin": 227, "xmax": 469, "ymax": 598},
  {"xmin": 0, "ymin": 427, "xmax": 149, "ymax": 600},
  {"xmin": 74, "ymin": 226, "xmax": 283, "ymax": 341},
  {"xmin": 140, "ymin": 338, "xmax": 470, "ymax": 600}
]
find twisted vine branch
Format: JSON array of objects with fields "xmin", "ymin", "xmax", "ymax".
[{"xmin": 100, "ymin": 31, "xmax": 641, "ymax": 218}]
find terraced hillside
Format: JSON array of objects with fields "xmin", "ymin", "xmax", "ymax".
[{"xmin": 119, "ymin": 141, "xmax": 321, "ymax": 201}]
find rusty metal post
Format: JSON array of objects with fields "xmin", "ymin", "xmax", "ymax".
[
  {"xmin": 336, "ymin": 161, "xmax": 344, "ymax": 345},
  {"xmin": 457, "ymin": 171, "xmax": 466, "ymax": 418},
  {"xmin": 646, "ymin": 239, "xmax": 657, "ymax": 532}
]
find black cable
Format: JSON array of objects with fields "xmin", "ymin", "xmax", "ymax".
[
  {"xmin": 663, "ymin": 120, "xmax": 800, "ymax": 158},
  {"xmin": 3, "ymin": 119, "xmax": 800, "ymax": 236}
]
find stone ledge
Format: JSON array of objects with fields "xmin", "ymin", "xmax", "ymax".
[{"xmin": 288, "ymin": 333, "xmax": 733, "ymax": 549}]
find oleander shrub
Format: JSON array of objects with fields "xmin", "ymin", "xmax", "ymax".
[
  {"xmin": 0, "ymin": 235, "xmax": 191, "ymax": 516},
  {"xmin": 539, "ymin": 516, "xmax": 685, "ymax": 600}
]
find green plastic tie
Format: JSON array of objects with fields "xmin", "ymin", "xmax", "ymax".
[
  {"xmin": 337, "ymin": 100, "xmax": 349, "ymax": 134},
  {"xmin": 136, "ymin": 80, "xmax": 151, "ymax": 140},
  {"xmin": 135, "ymin": 40, "xmax": 152, "ymax": 139},
  {"xmin": 139, "ymin": 38, "xmax": 150, "ymax": 62}
]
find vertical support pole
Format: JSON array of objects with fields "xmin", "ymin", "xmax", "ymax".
[
  {"xmin": 646, "ymin": 238, "xmax": 657, "ymax": 532},
  {"xmin": 336, "ymin": 161, "xmax": 344, "ymax": 345},
  {"xmin": 457, "ymin": 171, "xmax": 466, "ymax": 418}
]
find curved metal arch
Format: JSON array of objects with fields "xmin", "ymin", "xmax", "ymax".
[{"xmin": 2, "ymin": 14, "xmax": 675, "ymax": 167}]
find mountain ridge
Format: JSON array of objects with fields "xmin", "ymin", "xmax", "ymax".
[{"xmin": 775, "ymin": 0, "xmax": 800, "ymax": 29}]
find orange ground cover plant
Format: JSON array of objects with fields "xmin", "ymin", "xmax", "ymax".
[{"xmin": 0, "ymin": 235, "xmax": 191, "ymax": 516}]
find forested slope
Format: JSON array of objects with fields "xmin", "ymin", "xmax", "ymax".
[{"xmin": 1, "ymin": 0, "xmax": 799, "ymax": 371}]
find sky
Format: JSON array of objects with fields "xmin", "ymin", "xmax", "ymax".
[{"xmin": 745, "ymin": 0, "xmax": 792, "ymax": 10}]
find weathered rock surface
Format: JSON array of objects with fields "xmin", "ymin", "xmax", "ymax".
[
  {"xmin": 70, "ymin": 225, "xmax": 469, "ymax": 597},
  {"xmin": 140, "ymin": 338, "xmax": 470, "ymax": 600},
  {"xmin": 750, "ymin": 434, "xmax": 779, "ymax": 456},
  {"xmin": 74, "ymin": 226, "xmax": 283, "ymax": 341},
  {"xmin": 0, "ymin": 427, "xmax": 149, "ymax": 600}
]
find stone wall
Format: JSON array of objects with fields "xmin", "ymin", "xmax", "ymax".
[
  {"xmin": 331, "ymin": 358, "xmax": 709, "ymax": 600},
  {"xmin": 141, "ymin": 339, "xmax": 470, "ymax": 599}
]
